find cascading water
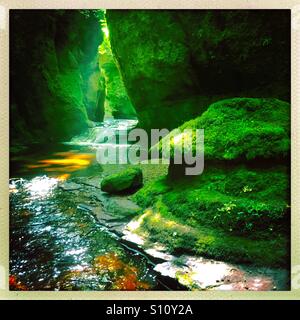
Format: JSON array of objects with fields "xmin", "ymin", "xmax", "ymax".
[
  {"xmin": 69, "ymin": 119, "xmax": 139, "ymax": 146},
  {"xmin": 66, "ymin": 118, "xmax": 141, "ymax": 165}
]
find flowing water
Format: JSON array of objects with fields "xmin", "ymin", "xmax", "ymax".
[{"xmin": 9, "ymin": 119, "xmax": 172, "ymax": 291}]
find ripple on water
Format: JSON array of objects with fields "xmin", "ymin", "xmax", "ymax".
[{"xmin": 9, "ymin": 173, "xmax": 157, "ymax": 291}]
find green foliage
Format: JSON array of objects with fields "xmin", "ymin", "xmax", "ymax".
[
  {"xmin": 79, "ymin": 9, "xmax": 105, "ymax": 21},
  {"xmin": 10, "ymin": 10, "xmax": 105, "ymax": 144}
]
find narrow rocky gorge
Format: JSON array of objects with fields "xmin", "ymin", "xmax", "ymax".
[{"xmin": 9, "ymin": 9, "xmax": 291, "ymax": 291}]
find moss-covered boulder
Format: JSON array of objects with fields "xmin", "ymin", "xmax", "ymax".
[
  {"xmin": 131, "ymin": 97, "xmax": 290, "ymax": 267},
  {"xmin": 182, "ymin": 98, "xmax": 289, "ymax": 160},
  {"xmin": 153, "ymin": 98, "xmax": 290, "ymax": 164},
  {"xmin": 101, "ymin": 167, "xmax": 143, "ymax": 194},
  {"xmin": 106, "ymin": 10, "xmax": 290, "ymax": 131},
  {"xmin": 133, "ymin": 164, "xmax": 290, "ymax": 237},
  {"xmin": 131, "ymin": 163, "xmax": 290, "ymax": 266},
  {"xmin": 10, "ymin": 10, "xmax": 105, "ymax": 145}
]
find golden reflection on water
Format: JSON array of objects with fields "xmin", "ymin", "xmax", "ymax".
[
  {"xmin": 55, "ymin": 252, "xmax": 151, "ymax": 290},
  {"xmin": 56, "ymin": 173, "xmax": 71, "ymax": 181},
  {"xmin": 26, "ymin": 150, "xmax": 95, "ymax": 178},
  {"xmin": 93, "ymin": 253, "xmax": 150, "ymax": 290}
]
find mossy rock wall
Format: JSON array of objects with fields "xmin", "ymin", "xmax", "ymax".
[
  {"xmin": 10, "ymin": 10, "xmax": 105, "ymax": 145},
  {"xmin": 99, "ymin": 34, "xmax": 137, "ymax": 119},
  {"xmin": 106, "ymin": 10, "xmax": 290, "ymax": 131}
]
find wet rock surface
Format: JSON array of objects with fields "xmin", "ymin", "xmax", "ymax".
[
  {"xmin": 9, "ymin": 170, "xmax": 289, "ymax": 291},
  {"xmin": 120, "ymin": 214, "xmax": 289, "ymax": 291}
]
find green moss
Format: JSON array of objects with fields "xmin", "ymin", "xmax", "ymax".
[
  {"xmin": 42, "ymin": 70, "xmax": 90, "ymax": 139},
  {"xmin": 153, "ymin": 98, "xmax": 290, "ymax": 161},
  {"xmin": 139, "ymin": 208, "xmax": 199, "ymax": 255},
  {"xmin": 101, "ymin": 60, "xmax": 136, "ymax": 119},
  {"xmin": 101, "ymin": 167, "xmax": 143, "ymax": 194},
  {"xmin": 131, "ymin": 97, "xmax": 290, "ymax": 267},
  {"xmin": 136, "ymin": 208, "xmax": 288, "ymax": 267},
  {"xmin": 55, "ymin": 71, "xmax": 84, "ymax": 103},
  {"xmin": 192, "ymin": 227, "xmax": 288, "ymax": 267},
  {"xmin": 131, "ymin": 161, "xmax": 290, "ymax": 267},
  {"xmin": 10, "ymin": 10, "xmax": 105, "ymax": 144},
  {"xmin": 99, "ymin": 17, "xmax": 136, "ymax": 119},
  {"xmin": 107, "ymin": 10, "xmax": 290, "ymax": 131},
  {"xmin": 132, "ymin": 177, "xmax": 171, "ymax": 208},
  {"xmin": 134, "ymin": 164, "xmax": 289, "ymax": 237}
]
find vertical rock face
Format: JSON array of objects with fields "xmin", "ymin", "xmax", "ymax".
[
  {"xmin": 98, "ymin": 26, "xmax": 137, "ymax": 119},
  {"xmin": 10, "ymin": 10, "xmax": 104, "ymax": 145},
  {"xmin": 106, "ymin": 10, "xmax": 290, "ymax": 131}
]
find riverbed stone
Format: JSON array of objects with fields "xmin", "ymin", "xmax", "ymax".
[
  {"xmin": 59, "ymin": 181, "xmax": 82, "ymax": 191},
  {"xmin": 105, "ymin": 197, "xmax": 142, "ymax": 217},
  {"xmin": 101, "ymin": 167, "xmax": 143, "ymax": 194}
]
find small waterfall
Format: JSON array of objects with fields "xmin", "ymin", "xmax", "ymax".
[
  {"xmin": 66, "ymin": 119, "xmax": 140, "ymax": 164},
  {"xmin": 68, "ymin": 119, "xmax": 139, "ymax": 146}
]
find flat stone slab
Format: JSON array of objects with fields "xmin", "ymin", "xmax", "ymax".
[
  {"xmin": 104, "ymin": 197, "xmax": 142, "ymax": 217},
  {"xmin": 154, "ymin": 256, "xmax": 276, "ymax": 290},
  {"xmin": 122, "ymin": 230, "xmax": 145, "ymax": 246},
  {"xmin": 144, "ymin": 248, "xmax": 174, "ymax": 262},
  {"xmin": 59, "ymin": 182, "xmax": 82, "ymax": 191},
  {"xmin": 121, "ymin": 217, "xmax": 281, "ymax": 291}
]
